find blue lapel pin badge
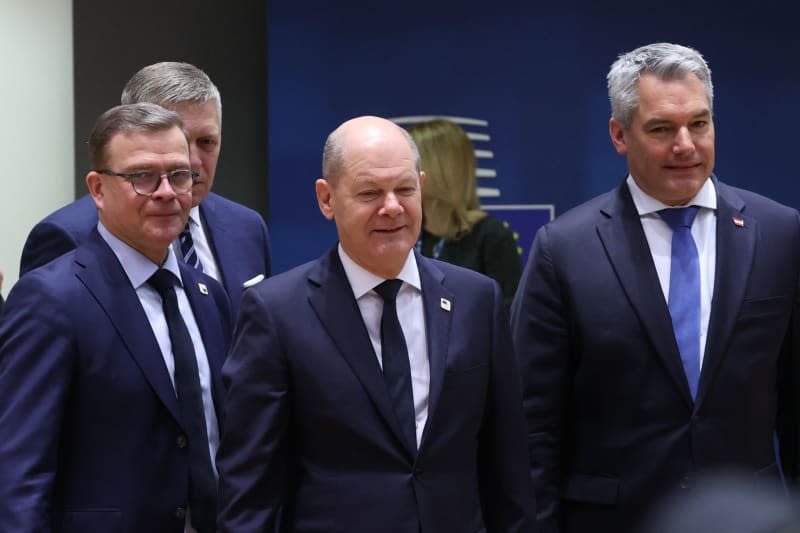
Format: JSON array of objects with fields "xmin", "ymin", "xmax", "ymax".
[
  {"xmin": 733, "ymin": 216, "xmax": 744, "ymax": 228},
  {"xmin": 440, "ymin": 297, "xmax": 451, "ymax": 311},
  {"xmin": 198, "ymin": 282, "xmax": 209, "ymax": 295}
]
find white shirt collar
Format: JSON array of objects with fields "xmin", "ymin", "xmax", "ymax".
[
  {"xmin": 97, "ymin": 221, "xmax": 183, "ymax": 290},
  {"xmin": 626, "ymin": 174, "xmax": 717, "ymax": 216},
  {"xmin": 187, "ymin": 205, "xmax": 201, "ymax": 228},
  {"xmin": 337, "ymin": 244, "xmax": 421, "ymax": 300}
]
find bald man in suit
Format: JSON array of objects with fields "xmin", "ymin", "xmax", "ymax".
[{"xmin": 216, "ymin": 116, "xmax": 535, "ymax": 533}]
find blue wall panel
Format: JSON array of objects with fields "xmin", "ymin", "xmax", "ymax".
[{"xmin": 268, "ymin": 0, "xmax": 799, "ymax": 273}]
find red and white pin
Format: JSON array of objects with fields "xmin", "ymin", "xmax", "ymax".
[{"xmin": 732, "ymin": 216, "xmax": 745, "ymax": 228}]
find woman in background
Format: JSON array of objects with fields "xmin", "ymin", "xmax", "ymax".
[{"xmin": 409, "ymin": 119, "xmax": 521, "ymax": 308}]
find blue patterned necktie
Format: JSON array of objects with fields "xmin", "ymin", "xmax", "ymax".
[
  {"xmin": 374, "ymin": 279, "xmax": 417, "ymax": 452},
  {"xmin": 179, "ymin": 222, "xmax": 203, "ymax": 272},
  {"xmin": 659, "ymin": 206, "xmax": 701, "ymax": 400}
]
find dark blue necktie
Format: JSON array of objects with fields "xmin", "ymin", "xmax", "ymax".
[
  {"xmin": 659, "ymin": 207, "xmax": 701, "ymax": 400},
  {"xmin": 374, "ymin": 279, "xmax": 417, "ymax": 452},
  {"xmin": 148, "ymin": 269, "xmax": 216, "ymax": 532},
  {"xmin": 179, "ymin": 223, "xmax": 203, "ymax": 272}
]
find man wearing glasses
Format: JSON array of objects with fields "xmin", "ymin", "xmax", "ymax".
[
  {"xmin": 19, "ymin": 62, "xmax": 271, "ymax": 320},
  {"xmin": 0, "ymin": 103, "xmax": 231, "ymax": 532}
]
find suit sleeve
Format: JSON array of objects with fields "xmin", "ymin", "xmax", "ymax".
[
  {"xmin": 216, "ymin": 285, "xmax": 288, "ymax": 532},
  {"xmin": 777, "ymin": 213, "xmax": 800, "ymax": 483},
  {"xmin": 0, "ymin": 274, "xmax": 76, "ymax": 532},
  {"xmin": 19, "ymin": 222, "xmax": 80, "ymax": 276},
  {"xmin": 478, "ymin": 279, "xmax": 536, "ymax": 533},
  {"xmin": 510, "ymin": 225, "xmax": 570, "ymax": 533}
]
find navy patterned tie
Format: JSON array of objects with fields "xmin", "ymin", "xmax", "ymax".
[
  {"xmin": 148, "ymin": 269, "xmax": 216, "ymax": 532},
  {"xmin": 179, "ymin": 223, "xmax": 203, "ymax": 272},
  {"xmin": 374, "ymin": 279, "xmax": 417, "ymax": 452},
  {"xmin": 659, "ymin": 207, "xmax": 701, "ymax": 400}
]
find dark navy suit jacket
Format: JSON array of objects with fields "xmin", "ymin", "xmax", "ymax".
[
  {"xmin": 216, "ymin": 248, "xmax": 535, "ymax": 533},
  {"xmin": 510, "ymin": 177, "xmax": 800, "ymax": 533},
  {"xmin": 0, "ymin": 229, "xmax": 232, "ymax": 532},
  {"xmin": 19, "ymin": 192, "xmax": 271, "ymax": 319}
]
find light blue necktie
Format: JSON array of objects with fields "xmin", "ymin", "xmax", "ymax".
[{"xmin": 659, "ymin": 207, "xmax": 701, "ymax": 400}]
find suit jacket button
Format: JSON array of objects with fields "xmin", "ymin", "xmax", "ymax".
[
  {"xmin": 679, "ymin": 474, "xmax": 693, "ymax": 489},
  {"xmin": 413, "ymin": 467, "xmax": 424, "ymax": 478},
  {"xmin": 175, "ymin": 507, "xmax": 187, "ymax": 520},
  {"xmin": 176, "ymin": 435, "xmax": 188, "ymax": 448}
]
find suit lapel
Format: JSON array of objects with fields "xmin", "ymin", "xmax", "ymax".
[
  {"xmin": 74, "ymin": 231, "xmax": 184, "ymax": 429},
  {"xmin": 695, "ymin": 182, "xmax": 755, "ymax": 407},
  {"xmin": 596, "ymin": 184, "xmax": 694, "ymax": 408},
  {"xmin": 415, "ymin": 253, "xmax": 452, "ymax": 451},
  {"xmin": 307, "ymin": 248, "xmax": 414, "ymax": 457}
]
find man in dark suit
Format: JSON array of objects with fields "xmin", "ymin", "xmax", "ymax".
[
  {"xmin": 19, "ymin": 62, "xmax": 270, "ymax": 319},
  {"xmin": 510, "ymin": 42, "xmax": 800, "ymax": 533},
  {"xmin": 216, "ymin": 115, "xmax": 535, "ymax": 532},
  {"xmin": 0, "ymin": 103, "xmax": 231, "ymax": 532}
]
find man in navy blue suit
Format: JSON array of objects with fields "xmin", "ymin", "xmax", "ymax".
[
  {"xmin": 216, "ymin": 116, "xmax": 535, "ymax": 532},
  {"xmin": 19, "ymin": 62, "xmax": 271, "ymax": 319},
  {"xmin": 511, "ymin": 42, "xmax": 800, "ymax": 533},
  {"xmin": 0, "ymin": 103, "xmax": 231, "ymax": 531}
]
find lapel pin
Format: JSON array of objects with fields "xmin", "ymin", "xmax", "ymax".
[
  {"xmin": 198, "ymin": 282, "xmax": 209, "ymax": 295},
  {"xmin": 732, "ymin": 216, "xmax": 744, "ymax": 228},
  {"xmin": 440, "ymin": 297, "xmax": 451, "ymax": 312}
]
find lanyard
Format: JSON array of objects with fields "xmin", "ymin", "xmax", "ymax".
[{"xmin": 416, "ymin": 236, "xmax": 445, "ymax": 259}]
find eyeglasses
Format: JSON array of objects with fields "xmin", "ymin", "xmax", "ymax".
[{"xmin": 95, "ymin": 168, "xmax": 198, "ymax": 196}]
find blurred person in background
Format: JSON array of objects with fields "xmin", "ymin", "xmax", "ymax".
[{"xmin": 409, "ymin": 119, "xmax": 521, "ymax": 308}]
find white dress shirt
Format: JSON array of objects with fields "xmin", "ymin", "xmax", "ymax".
[
  {"xmin": 338, "ymin": 245, "xmax": 430, "ymax": 448},
  {"xmin": 626, "ymin": 175, "xmax": 717, "ymax": 367},
  {"xmin": 173, "ymin": 206, "xmax": 220, "ymax": 283}
]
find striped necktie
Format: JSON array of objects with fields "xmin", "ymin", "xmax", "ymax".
[{"xmin": 179, "ymin": 222, "xmax": 203, "ymax": 272}]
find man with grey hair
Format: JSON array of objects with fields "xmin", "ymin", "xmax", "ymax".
[
  {"xmin": 0, "ymin": 103, "xmax": 231, "ymax": 532},
  {"xmin": 216, "ymin": 115, "xmax": 535, "ymax": 532},
  {"xmin": 20, "ymin": 61, "xmax": 271, "ymax": 319},
  {"xmin": 511, "ymin": 42, "xmax": 800, "ymax": 532}
]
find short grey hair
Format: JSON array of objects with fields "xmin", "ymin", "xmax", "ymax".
[
  {"xmin": 121, "ymin": 61, "xmax": 222, "ymax": 123},
  {"xmin": 607, "ymin": 42, "xmax": 713, "ymax": 129},
  {"xmin": 89, "ymin": 103, "xmax": 187, "ymax": 169},
  {"xmin": 321, "ymin": 122, "xmax": 421, "ymax": 183}
]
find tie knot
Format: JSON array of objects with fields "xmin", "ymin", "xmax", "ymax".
[
  {"xmin": 147, "ymin": 269, "xmax": 178, "ymax": 295},
  {"xmin": 659, "ymin": 206, "xmax": 699, "ymax": 230},
  {"xmin": 374, "ymin": 279, "xmax": 403, "ymax": 302},
  {"xmin": 179, "ymin": 223, "xmax": 192, "ymax": 241}
]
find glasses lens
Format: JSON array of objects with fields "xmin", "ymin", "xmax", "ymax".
[
  {"xmin": 130, "ymin": 171, "xmax": 160, "ymax": 195},
  {"xmin": 168, "ymin": 170, "xmax": 194, "ymax": 192}
]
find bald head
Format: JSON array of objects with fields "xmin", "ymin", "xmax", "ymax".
[
  {"xmin": 315, "ymin": 115, "xmax": 425, "ymax": 278},
  {"xmin": 322, "ymin": 116, "xmax": 420, "ymax": 184}
]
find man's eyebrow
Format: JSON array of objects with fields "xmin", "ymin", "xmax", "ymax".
[{"xmin": 642, "ymin": 109, "xmax": 711, "ymax": 129}]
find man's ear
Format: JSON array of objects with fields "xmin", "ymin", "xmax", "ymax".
[
  {"xmin": 86, "ymin": 171, "xmax": 105, "ymax": 210},
  {"xmin": 609, "ymin": 117, "xmax": 628, "ymax": 156},
  {"xmin": 315, "ymin": 178, "xmax": 335, "ymax": 220}
]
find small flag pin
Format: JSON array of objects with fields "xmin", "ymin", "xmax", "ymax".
[
  {"xmin": 733, "ymin": 217, "xmax": 744, "ymax": 228},
  {"xmin": 440, "ymin": 298, "xmax": 451, "ymax": 312},
  {"xmin": 198, "ymin": 282, "xmax": 209, "ymax": 295}
]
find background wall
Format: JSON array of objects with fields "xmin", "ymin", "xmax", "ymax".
[
  {"xmin": 267, "ymin": 0, "xmax": 800, "ymax": 274},
  {"xmin": 1, "ymin": 0, "xmax": 74, "ymax": 296},
  {"xmin": 72, "ymin": 0, "xmax": 268, "ymax": 214}
]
